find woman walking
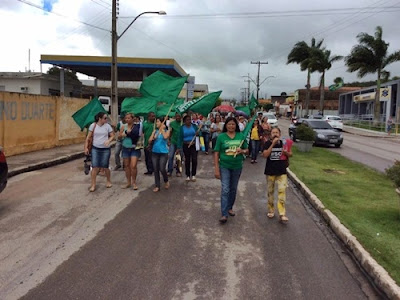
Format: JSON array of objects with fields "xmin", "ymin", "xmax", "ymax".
[
  {"xmin": 250, "ymin": 119, "xmax": 261, "ymax": 163},
  {"xmin": 149, "ymin": 117, "xmax": 170, "ymax": 192},
  {"xmin": 214, "ymin": 117, "xmax": 248, "ymax": 224},
  {"xmin": 210, "ymin": 115, "xmax": 224, "ymax": 151},
  {"xmin": 200, "ymin": 116, "xmax": 211, "ymax": 154},
  {"xmin": 260, "ymin": 116, "xmax": 271, "ymax": 150},
  {"xmin": 262, "ymin": 127, "xmax": 292, "ymax": 223},
  {"xmin": 118, "ymin": 113, "xmax": 142, "ymax": 190},
  {"xmin": 178, "ymin": 115, "xmax": 200, "ymax": 182},
  {"xmin": 84, "ymin": 112, "xmax": 114, "ymax": 192}
]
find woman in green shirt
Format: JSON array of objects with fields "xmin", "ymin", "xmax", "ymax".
[{"xmin": 214, "ymin": 117, "xmax": 249, "ymax": 224}]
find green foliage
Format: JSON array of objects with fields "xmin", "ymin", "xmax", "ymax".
[
  {"xmin": 47, "ymin": 66, "xmax": 80, "ymax": 82},
  {"xmin": 290, "ymin": 147, "xmax": 400, "ymax": 284},
  {"xmin": 296, "ymin": 124, "xmax": 315, "ymax": 141},
  {"xmin": 385, "ymin": 160, "xmax": 400, "ymax": 188}
]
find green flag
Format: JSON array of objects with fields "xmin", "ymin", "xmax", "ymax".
[
  {"xmin": 242, "ymin": 115, "xmax": 257, "ymax": 139},
  {"xmin": 176, "ymin": 91, "xmax": 222, "ymax": 116},
  {"xmin": 121, "ymin": 97, "xmax": 157, "ymax": 117},
  {"xmin": 235, "ymin": 105, "xmax": 250, "ymax": 116},
  {"xmin": 156, "ymin": 98, "xmax": 185, "ymax": 117},
  {"xmin": 140, "ymin": 71, "xmax": 188, "ymax": 104},
  {"xmin": 72, "ymin": 97, "xmax": 107, "ymax": 131},
  {"xmin": 249, "ymin": 93, "xmax": 258, "ymax": 110}
]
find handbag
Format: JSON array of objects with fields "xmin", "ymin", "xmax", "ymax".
[{"xmin": 86, "ymin": 123, "xmax": 97, "ymax": 153}]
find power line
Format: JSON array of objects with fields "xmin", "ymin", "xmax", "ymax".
[
  {"xmin": 17, "ymin": 0, "xmax": 110, "ymax": 32},
  {"xmin": 119, "ymin": 6, "xmax": 400, "ymax": 19},
  {"xmin": 89, "ymin": 0, "xmax": 111, "ymax": 11}
]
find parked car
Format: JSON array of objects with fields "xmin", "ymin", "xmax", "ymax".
[
  {"xmin": 289, "ymin": 119, "xmax": 343, "ymax": 148},
  {"xmin": 0, "ymin": 146, "xmax": 8, "ymax": 193},
  {"xmin": 322, "ymin": 115, "xmax": 343, "ymax": 131},
  {"xmin": 308, "ymin": 114, "xmax": 323, "ymax": 119}
]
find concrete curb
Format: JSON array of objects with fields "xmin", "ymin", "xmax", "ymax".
[
  {"xmin": 8, "ymin": 152, "xmax": 85, "ymax": 178},
  {"xmin": 287, "ymin": 169, "xmax": 400, "ymax": 299}
]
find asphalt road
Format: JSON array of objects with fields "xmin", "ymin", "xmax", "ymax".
[
  {"xmin": 279, "ymin": 119, "xmax": 400, "ymax": 173},
  {"xmin": 0, "ymin": 152, "xmax": 381, "ymax": 299}
]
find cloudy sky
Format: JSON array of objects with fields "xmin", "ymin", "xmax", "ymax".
[{"xmin": 1, "ymin": 0, "xmax": 400, "ymax": 100}]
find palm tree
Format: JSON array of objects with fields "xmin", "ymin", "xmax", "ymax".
[
  {"xmin": 287, "ymin": 37, "xmax": 324, "ymax": 116},
  {"xmin": 315, "ymin": 49, "xmax": 343, "ymax": 115},
  {"xmin": 345, "ymin": 26, "xmax": 400, "ymax": 125}
]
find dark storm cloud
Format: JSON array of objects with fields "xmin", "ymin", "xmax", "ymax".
[{"xmin": 8, "ymin": 0, "xmax": 396, "ymax": 99}]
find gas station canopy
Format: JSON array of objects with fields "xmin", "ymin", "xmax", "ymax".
[{"xmin": 40, "ymin": 55, "xmax": 187, "ymax": 81}]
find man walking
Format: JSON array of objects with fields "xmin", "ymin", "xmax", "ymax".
[{"xmin": 167, "ymin": 113, "xmax": 182, "ymax": 177}]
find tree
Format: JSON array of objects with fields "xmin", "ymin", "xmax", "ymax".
[
  {"xmin": 315, "ymin": 49, "xmax": 343, "ymax": 114},
  {"xmin": 345, "ymin": 26, "xmax": 400, "ymax": 125},
  {"xmin": 334, "ymin": 77, "xmax": 344, "ymax": 85},
  {"xmin": 287, "ymin": 37, "xmax": 324, "ymax": 116},
  {"xmin": 47, "ymin": 66, "xmax": 80, "ymax": 83}
]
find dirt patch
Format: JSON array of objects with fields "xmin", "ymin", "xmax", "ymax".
[{"xmin": 323, "ymin": 169, "xmax": 346, "ymax": 175}]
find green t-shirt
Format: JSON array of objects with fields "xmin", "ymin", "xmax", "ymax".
[
  {"xmin": 169, "ymin": 120, "xmax": 181, "ymax": 145},
  {"xmin": 143, "ymin": 120, "xmax": 155, "ymax": 147},
  {"xmin": 214, "ymin": 132, "xmax": 248, "ymax": 170}
]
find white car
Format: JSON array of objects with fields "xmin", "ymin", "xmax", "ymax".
[
  {"xmin": 322, "ymin": 115, "xmax": 343, "ymax": 130},
  {"xmin": 263, "ymin": 113, "xmax": 278, "ymax": 127}
]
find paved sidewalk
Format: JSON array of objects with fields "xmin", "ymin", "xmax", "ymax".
[
  {"xmin": 344, "ymin": 125, "xmax": 400, "ymax": 139},
  {"xmin": 7, "ymin": 143, "xmax": 85, "ymax": 178}
]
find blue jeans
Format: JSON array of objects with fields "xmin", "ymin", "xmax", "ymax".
[
  {"xmin": 91, "ymin": 146, "xmax": 111, "ymax": 168},
  {"xmin": 152, "ymin": 152, "xmax": 169, "ymax": 188},
  {"xmin": 167, "ymin": 143, "xmax": 182, "ymax": 174},
  {"xmin": 251, "ymin": 140, "xmax": 260, "ymax": 160},
  {"xmin": 202, "ymin": 132, "xmax": 210, "ymax": 152},
  {"xmin": 114, "ymin": 140, "xmax": 122, "ymax": 167},
  {"xmin": 220, "ymin": 167, "xmax": 242, "ymax": 217}
]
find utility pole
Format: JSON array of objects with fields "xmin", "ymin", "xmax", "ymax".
[
  {"xmin": 251, "ymin": 61, "xmax": 268, "ymax": 102},
  {"xmin": 241, "ymin": 73, "xmax": 253, "ymax": 104},
  {"xmin": 111, "ymin": 0, "xmax": 118, "ymax": 124}
]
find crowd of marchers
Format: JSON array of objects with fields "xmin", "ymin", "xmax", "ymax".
[{"xmin": 84, "ymin": 111, "xmax": 293, "ymax": 224}]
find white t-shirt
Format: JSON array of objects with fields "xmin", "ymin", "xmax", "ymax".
[
  {"xmin": 89, "ymin": 122, "xmax": 113, "ymax": 148},
  {"xmin": 239, "ymin": 122, "xmax": 245, "ymax": 132}
]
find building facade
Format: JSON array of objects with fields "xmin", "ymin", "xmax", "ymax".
[
  {"xmin": 0, "ymin": 72, "xmax": 82, "ymax": 97},
  {"xmin": 339, "ymin": 79, "xmax": 400, "ymax": 122}
]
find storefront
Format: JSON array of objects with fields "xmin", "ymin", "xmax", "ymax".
[{"xmin": 338, "ymin": 79, "xmax": 400, "ymax": 122}]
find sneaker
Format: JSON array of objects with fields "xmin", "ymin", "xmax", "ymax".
[
  {"xmin": 144, "ymin": 171, "xmax": 153, "ymax": 175},
  {"xmin": 114, "ymin": 165, "xmax": 121, "ymax": 171},
  {"xmin": 176, "ymin": 173, "xmax": 182, "ymax": 177},
  {"xmin": 186, "ymin": 176, "xmax": 191, "ymax": 182},
  {"xmin": 191, "ymin": 176, "xmax": 196, "ymax": 182},
  {"xmin": 167, "ymin": 172, "xmax": 172, "ymax": 177}
]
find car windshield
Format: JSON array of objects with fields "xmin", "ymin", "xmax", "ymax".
[
  {"xmin": 307, "ymin": 121, "xmax": 332, "ymax": 129},
  {"xmin": 266, "ymin": 114, "xmax": 276, "ymax": 120}
]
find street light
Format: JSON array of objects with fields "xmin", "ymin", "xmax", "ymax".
[{"xmin": 111, "ymin": 5, "xmax": 166, "ymax": 124}]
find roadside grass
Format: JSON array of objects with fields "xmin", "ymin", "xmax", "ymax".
[{"xmin": 289, "ymin": 146, "xmax": 400, "ymax": 284}]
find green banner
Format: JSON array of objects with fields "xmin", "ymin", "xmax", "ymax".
[
  {"xmin": 235, "ymin": 105, "xmax": 251, "ymax": 116},
  {"xmin": 176, "ymin": 91, "xmax": 222, "ymax": 116},
  {"xmin": 72, "ymin": 97, "xmax": 107, "ymax": 131},
  {"xmin": 249, "ymin": 93, "xmax": 258, "ymax": 110},
  {"xmin": 140, "ymin": 71, "xmax": 188, "ymax": 104}
]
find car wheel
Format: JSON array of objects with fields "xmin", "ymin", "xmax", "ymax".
[{"xmin": 335, "ymin": 144, "xmax": 341, "ymax": 148}]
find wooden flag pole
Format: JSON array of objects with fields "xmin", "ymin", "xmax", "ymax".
[{"xmin": 188, "ymin": 123, "xmax": 203, "ymax": 147}]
